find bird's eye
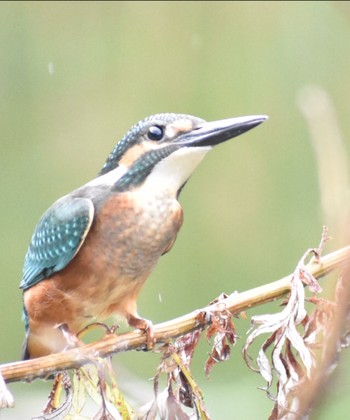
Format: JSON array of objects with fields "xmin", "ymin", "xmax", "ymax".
[{"xmin": 147, "ymin": 125, "xmax": 164, "ymax": 141}]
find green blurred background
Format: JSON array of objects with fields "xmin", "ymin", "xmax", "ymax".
[{"xmin": 1, "ymin": 1, "xmax": 350, "ymax": 418}]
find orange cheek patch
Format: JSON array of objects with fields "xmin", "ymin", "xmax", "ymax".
[{"xmin": 119, "ymin": 143, "xmax": 153, "ymax": 167}]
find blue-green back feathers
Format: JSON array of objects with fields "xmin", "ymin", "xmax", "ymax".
[{"xmin": 20, "ymin": 197, "xmax": 94, "ymax": 290}]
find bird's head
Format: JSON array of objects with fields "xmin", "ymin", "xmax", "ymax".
[{"xmin": 98, "ymin": 113, "xmax": 267, "ymax": 197}]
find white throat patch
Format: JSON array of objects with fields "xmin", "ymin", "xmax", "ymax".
[{"xmin": 140, "ymin": 146, "xmax": 211, "ymax": 197}]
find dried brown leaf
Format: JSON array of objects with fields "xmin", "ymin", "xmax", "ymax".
[{"xmin": 202, "ymin": 296, "xmax": 238, "ymax": 378}]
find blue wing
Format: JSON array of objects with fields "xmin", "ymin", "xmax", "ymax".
[{"xmin": 20, "ymin": 196, "xmax": 94, "ymax": 290}]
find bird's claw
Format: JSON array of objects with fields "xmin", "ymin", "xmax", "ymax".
[
  {"xmin": 127, "ymin": 315, "xmax": 155, "ymax": 350},
  {"xmin": 57, "ymin": 323, "xmax": 83, "ymax": 350}
]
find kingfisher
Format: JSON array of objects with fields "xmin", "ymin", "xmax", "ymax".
[{"xmin": 20, "ymin": 113, "xmax": 267, "ymax": 359}]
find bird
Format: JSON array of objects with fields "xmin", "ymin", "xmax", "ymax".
[{"xmin": 20, "ymin": 113, "xmax": 267, "ymax": 359}]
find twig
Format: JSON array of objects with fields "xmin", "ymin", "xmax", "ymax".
[{"xmin": 1, "ymin": 245, "xmax": 349, "ymax": 384}]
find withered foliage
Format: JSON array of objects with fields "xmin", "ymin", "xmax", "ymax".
[
  {"xmin": 242, "ymin": 228, "xmax": 341, "ymax": 419},
  {"xmin": 141, "ymin": 293, "xmax": 240, "ymax": 419},
  {"xmin": 201, "ymin": 293, "xmax": 239, "ymax": 378},
  {"xmin": 38, "ymin": 360, "xmax": 134, "ymax": 420},
  {"xmin": 141, "ymin": 330, "xmax": 208, "ymax": 419}
]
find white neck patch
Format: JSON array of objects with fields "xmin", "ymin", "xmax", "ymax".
[{"xmin": 86, "ymin": 164, "xmax": 128, "ymax": 187}]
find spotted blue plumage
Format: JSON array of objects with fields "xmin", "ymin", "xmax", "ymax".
[{"xmin": 20, "ymin": 196, "xmax": 94, "ymax": 291}]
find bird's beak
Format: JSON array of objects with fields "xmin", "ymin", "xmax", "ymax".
[{"xmin": 175, "ymin": 115, "xmax": 268, "ymax": 147}]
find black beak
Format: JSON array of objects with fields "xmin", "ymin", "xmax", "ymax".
[{"xmin": 176, "ymin": 115, "xmax": 268, "ymax": 147}]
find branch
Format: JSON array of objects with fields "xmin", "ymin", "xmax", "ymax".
[{"xmin": 1, "ymin": 245, "xmax": 349, "ymax": 384}]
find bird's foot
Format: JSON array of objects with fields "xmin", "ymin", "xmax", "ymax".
[
  {"xmin": 127, "ymin": 314, "xmax": 155, "ymax": 350},
  {"xmin": 57, "ymin": 323, "xmax": 83, "ymax": 351}
]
